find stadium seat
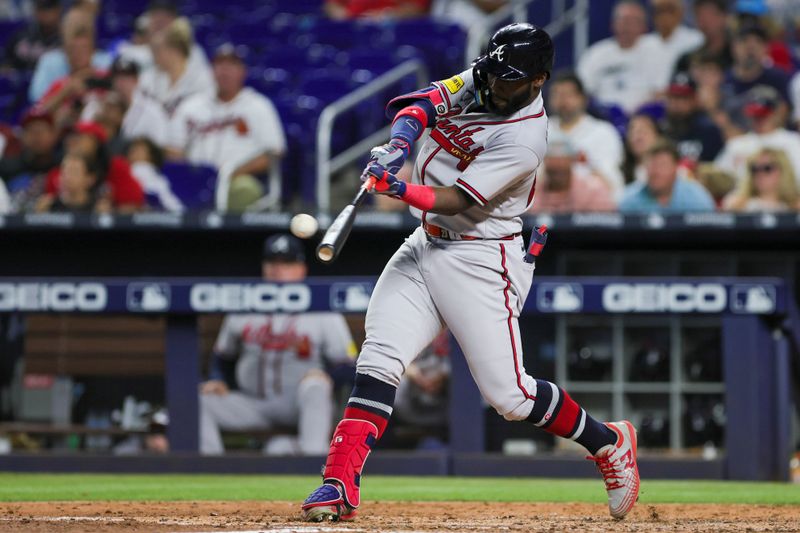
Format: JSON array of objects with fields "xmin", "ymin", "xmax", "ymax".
[{"xmin": 160, "ymin": 163, "xmax": 218, "ymax": 210}]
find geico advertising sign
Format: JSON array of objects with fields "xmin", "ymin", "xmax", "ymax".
[
  {"xmin": 0, "ymin": 283, "xmax": 107, "ymax": 311},
  {"xmin": 190, "ymin": 283, "xmax": 311, "ymax": 312},
  {"xmin": 602, "ymin": 283, "xmax": 726, "ymax": 313}
]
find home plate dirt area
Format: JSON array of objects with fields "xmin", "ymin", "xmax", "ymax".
[{"xmin": 0, "ymin": 501, "xmax": 797, "ymax": 533}]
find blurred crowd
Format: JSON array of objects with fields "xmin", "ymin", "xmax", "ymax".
[{"xmin": 0, "ymin": 0, "xmax": 799, "ymax": 215}]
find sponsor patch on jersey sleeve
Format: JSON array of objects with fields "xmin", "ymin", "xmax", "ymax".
[{"xmin": 441, "ymin": 75, "xmax": 465, "ymax": 95}]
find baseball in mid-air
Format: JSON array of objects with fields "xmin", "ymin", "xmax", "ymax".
[{"xmin": 290, "ymin": 213, "xmax": 319, "ymax": 239}]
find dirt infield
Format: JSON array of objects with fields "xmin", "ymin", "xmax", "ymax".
[{"xmin": 0, "ymin": 501, "xmax": 798, "ymax": 532}]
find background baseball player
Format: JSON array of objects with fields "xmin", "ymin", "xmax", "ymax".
[
  {"xmin": 199, "ymin": 234, "xmax": 356, "ymax": 455},
  {"xmin": 302, "ymin": 23, "xmax": 639, "ymax": 521}
]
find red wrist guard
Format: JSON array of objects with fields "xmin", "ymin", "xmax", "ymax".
[{"xmin": 401, "ymin": 182, "xmax": 436, "ymax": 211}]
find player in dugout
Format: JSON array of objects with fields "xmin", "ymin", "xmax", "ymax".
[
  {"xmin": 199, "ymin": 234, "xmax": 357, "ymax": 455},
  {"xmin": 301, "ymin": 23, "xmax": 640, "ymax": 523}
]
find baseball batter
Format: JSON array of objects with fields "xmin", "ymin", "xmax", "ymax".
[
  {"xmin": 302, "ymin": 24, "xmax": 640, "ymax": 521},
  {"xmin": 200, "ymin": 234, "xmax": 356, "ymax": 455}
]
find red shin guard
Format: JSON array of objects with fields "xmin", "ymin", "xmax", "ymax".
[{"xmin": 322, "ymin": 419, "xmax": 378, "ymax": 509}]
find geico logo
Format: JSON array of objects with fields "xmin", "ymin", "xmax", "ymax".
[
  {"xmin": 0, "ymin": 283, "xmax": 107, "ymax": 311},
  {"xmin": 190, "ymin": 284, "xmax": 311, "ymax": 312},
  {"xmin": 602, "ymin": 283, "xmax": 726, "ymax": 313}
]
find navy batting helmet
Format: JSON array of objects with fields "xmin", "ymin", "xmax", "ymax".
[
  {"xmin": 263, "ymin": 234, "xmax": 305, "ymax": 263},
  {"xmin": 473, "ymin": 23, "xmax": 554, "ymax": 81}
]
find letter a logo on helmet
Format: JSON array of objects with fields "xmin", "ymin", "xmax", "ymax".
[{"xmin": 489, "ymin": 44, "xmax": 507, "ymax": 62}]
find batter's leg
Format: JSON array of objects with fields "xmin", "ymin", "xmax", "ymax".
[
  {"xmin": 302, "ymin": 229, "xmax": 443, "ymax": 522},
  {"xmin": 199, "ymin": 391, "xmax": 272, "ymax": 455},
  {"xmin": 427, "ymin": 239, "xmax": 638, "ymax": 518}
]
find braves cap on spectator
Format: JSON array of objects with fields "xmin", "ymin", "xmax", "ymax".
[
  {"xmin": 73, "ymin": 121, "xmax": 109, "ymax": 144},
  {"xmin": 744, "ymin": 85, "xmax": 782, "ymax": 118},
  {"xmin": 21, "ymin": 107, "xmax": 54, "ymax": 128},
  {"xmin": 111, "ymin": 56, "xmax": 139, "ymax": 77},
  {"xmin": 213, "ymin": 43, "xmax": 248, "ymax": 63},
  {"xmin": 667, "ymin": 72, "xmax": 697, "ymax": 97},
  {"xmin": 263, "ymin": 234, "xmax": 305, "ymax": 263}
]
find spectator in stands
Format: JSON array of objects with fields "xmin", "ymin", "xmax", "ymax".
[
  {"xmin": 28, "ymin": 6, "xmax": 112, "ymax": 102},
  {"xmin": 324, "ymin": 0, "xmax": 430, "ymax": 20},
  {"xmin": 166, "ymin": 43, "xmax": 285, "ymax": 212},
  {"xmin": 2, "ymin": 0, "xmax": 61, "ymax": 72},
  {"xmin": 135, "ymin": 17, "xmax": 213, "ymax": 118},
  {"xmin": 722, "ymin": 24, "xmax": 790, "ymax": 104},
  {"xmin": 722, "ymin": 147, "xmax": 800, "ymax": 211},
  {"xmin": 127, "ymin": 136, "xmax": 182, "ymax": 211},
  {"xmin": 547, "ymin": 71, "xmax": 625, "ymax": 194},
  {"xmin": 528, "ymin": 135, "xmax": 616, "ymax": 213},
  {"xmin": 674, "ymin": 0, "xmax": 732, "ymax": 73},
  {"xmin": 695, "ymin": 163, "xmax": 736, "ymax": 206},
  {"xmin": 660, "ymin": 72, "xmax": 724, "ymax": 165},
  {"xmin": 36, "ymin": 26, "xmax": 111, "ymax": 133},
  {"xmin": 43, "ymin": 121, "xmax": 144, "ymax": 211},
  {"xmin": 0, "ymin": 108, "xmax": 61, "ymax": 188},
  {"xmin": 431, "ymin": 0, "xmax": 507, "ymax": 31},
  {"xmin": 789, "ymin": 73, "xmax": 800, "ymax": 129},
  {"xmin": 35, "ymin": 150, "xmax": 111, "ymax": 212},
  {"xmin": 577, "ymin": 0, "xmax": 662, "ymax": 114},
  {"xmin": 619, "ymin": 139, "xmax": 715, "ymax": 212},
  {"xmin": 104, "ymin": 57, "xmax": 168, "ymax": 147},
  {"xmin": 643, "ymin": 0, "xmax": 705, "ymax": 89},
  {"xmin": 622, "ymin": 112, "xmax": 662, "ymax": 184},
  {"xmin": 117, "ymin": 0, "xmax": 210, "ymax": 75},
  {"xmin": 200, "ymin": 234, "xmax": 356, "ymax": 456},
  {"xmin": 715, "ymin": 85, "xmax": 800, "ymax": 186}
]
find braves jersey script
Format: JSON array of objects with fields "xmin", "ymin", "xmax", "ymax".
[
  {"xmin": 214, "ymin": 312, "xmax": 356, "ymax": 399},
  {"xmin": 167, "ymin": 87, "xmax": 286, "ymax": 171},
  {"xmin": 410, "ymin": 69, "xmax": 548, "ymax": 238}
]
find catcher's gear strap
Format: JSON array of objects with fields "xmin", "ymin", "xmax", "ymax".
[
  {"xmin": 322, "ymin": 418, "xmax": 378, "ymax": 510},
  {"xmin": 386, "ymin": 86, "xmax": 443, "ymax": 124}
]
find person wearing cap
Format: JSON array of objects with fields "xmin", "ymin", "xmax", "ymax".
[
  {"xmin": 134, "ymin": 16, "xmax": 213, "ymax": 118},
  {"xmin": 105, "ymin": 57, "xmax": 169, "ymax": 147},
  {"xmin": 165, "ymin": 43, "xmax": 286, "ymax": 212},
  {"xmin": 41, "ymin": 120, "xmax": 144, "ymax": 211},
  {"xmin": 715, "ymin": 85, "xmax": 800, "ymax": 187},
  {"xmin": 641, "ymin": 0, "xmax": 705, "ymax": 90},
  {"xmin": 619, "ymin": 138, "xmax": 715, "ymax": 212},
  {"xmin": 576, "ymin": 0, "xmax": 662, "ymax": 114},
  {"xmin": 2, "ymin": 0, "xmax": 62, "ymax": 72},
  {"xmin": 199, "ymin": 234, "xmax": 357, "ymax": 455},
  {"xmin": 547, "ymin": 71, "xmax": 625, "ymax": 195},
  {"xmin": 674, "ymin": 0, "xmax": 733, "ymax": 74},
  {"xmin": 527, "ymin": 135, "xmax": 616, "ymax": 214},
  {"xmin": 722, "ymin": 24, "xmax": 790, "ymax": 105},
  {"xmin": 660, "ymin": 71, "xmax": 724, "ymax": 164},
  {"xmin": 0, "ymin": 108, "xmax": 61, "ymax": 188},
  {"xmin": 28, "ymin": 5, "xmax": 112, "ymax": 102}
]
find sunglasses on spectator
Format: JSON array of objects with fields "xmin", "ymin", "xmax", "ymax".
[{"xmin": 749, "ymin": 163, "xmax": 777, "ymax": 175}]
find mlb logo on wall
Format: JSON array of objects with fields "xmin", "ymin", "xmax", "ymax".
[
  {"xmin": 731, "ymin": 284, "xmax": 776, "ymax": 314},
  {"xmin": 330, "ymin": 283, "xmax": 373, "ymax": 312},
  {"xmin": 127, "ymin": 283, "xmax": 171, "ymax": 312},
  {"xmin": 537, "ymin": 283, "xmax": 583, "ymax": 312}
]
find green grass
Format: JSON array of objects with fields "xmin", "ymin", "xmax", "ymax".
[{"xmin": 0, "ymin": 474, "xmax": 798, "ymax": 504}]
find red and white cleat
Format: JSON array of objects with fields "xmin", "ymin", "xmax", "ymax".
[{"xmin": 588, "ymin": 420, "xmax": 640, "ymax": 519}]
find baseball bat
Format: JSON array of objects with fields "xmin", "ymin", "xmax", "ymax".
[{"xmin": 316, "ymin": 177, "xmax": 376, "ymax": 263}]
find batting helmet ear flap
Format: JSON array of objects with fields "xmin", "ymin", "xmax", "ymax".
[{"xmin": 472, "ymin": 64, "xmax": 490, "ymax": 108}]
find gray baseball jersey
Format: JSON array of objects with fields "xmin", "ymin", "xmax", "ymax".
[
  {"xmin": 411, "ymin": 69, "xmax": 547, "ymax": 238},
  {"xmin": 356, "ymin": 71, "xmax": 548, "ymax": 423},
  {"xmin": 214, "ymin": 312, "xmax": 356, "ymax": 399}
]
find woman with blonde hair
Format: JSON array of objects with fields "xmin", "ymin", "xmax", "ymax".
[
  {"xmin": 134, "ymin": 17, "xmax": 213, "ymax": 118},
  {"xmin": 723, "ymin": 148, "xmax": 800, "ymax": 212}
]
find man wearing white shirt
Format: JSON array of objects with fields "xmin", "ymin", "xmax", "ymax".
[
  {"xmin": 166, "ymin": 44, "xmax": 286, "ymax": 210},
  {"xmin": 577, "ymin": 0, "xmax": 662, "ymax": 114},
  {"xmin": 547, "ymin": 71, "xmax": 625, "ymax": 194},
  {"xmin": 642, "ymin": 0, "xmax": 705, "ymax": 89},
  {"xmin": 715, "ymin": 85, "xmax": 800, "ymax": 186},
  {"xmin": 788, "ymin": 70, "xmax": 800, "ymax": 128}
]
